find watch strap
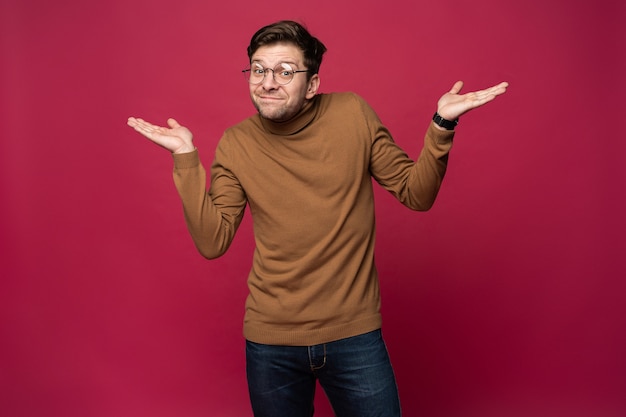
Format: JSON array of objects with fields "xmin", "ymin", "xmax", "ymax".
[{"xmin": 432, "ymin": 112, "xmax": 458, "ymax": 130}]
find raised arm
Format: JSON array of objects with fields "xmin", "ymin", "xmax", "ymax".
[
  {"xmin": 127, "ymin": 116, "xmax": 245, "ymax": 259},
  {"xmin": 368, "ymin": 81, "xmax": 508, "ymax": 210}
]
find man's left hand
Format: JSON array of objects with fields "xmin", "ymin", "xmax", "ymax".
[{"xmin": 436, "ymin": 81, "xmax": 509, "ymax": 124}]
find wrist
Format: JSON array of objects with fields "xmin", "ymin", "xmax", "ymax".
[
  {"xmin": 173, "ymin": 144, "xmax": 196, "ymax": 154},
  {"xmin": 432, "ymin": 112, "xmax": 458, "ymax": 130}
]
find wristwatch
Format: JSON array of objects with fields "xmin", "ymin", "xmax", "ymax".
[{"xmin": 432, "ymin": 112, "xmax": 458, "ymax": 130}]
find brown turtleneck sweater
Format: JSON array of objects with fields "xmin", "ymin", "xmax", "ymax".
[{"xmin": 172, "ymin": 92, "xmax": 454, "ymax": 346}]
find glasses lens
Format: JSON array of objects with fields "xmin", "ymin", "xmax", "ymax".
[
  {"xmin": 244, "ymin": 64, "xmax": 265, "ymax": 84},
  {"xmin": 274, "ymin": 63, "xmax": 294, "ymax": 85}
]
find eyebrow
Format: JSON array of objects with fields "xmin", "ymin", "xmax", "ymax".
[{"xmin": 251, "ymin": 60, "xmax": 298, "ymax": 67}]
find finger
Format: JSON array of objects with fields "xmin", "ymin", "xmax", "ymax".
[
  {"xmin": 483, "ymin": 82, "xmax": 508, "ymax": 97},
  {"xmin": 466, "ymin": 87, "xmax": 507, "ymax": 109},
  {"xmin": 449, "ymin": 80, "xmax": 464, "ymax": 95},
  {"xmin": 127, "ymin": 117, "xmax": 142, "ymax": 128},
  {"xmin": 127, "ymin": 118, "xmax": 163, "ymax": 139},
  {"xmin": 471, "ymin": 83, "xmax": 508, "ymax": 102},
  {"xmin": 128, "ymin": 117, "xmax": 154, "ymax": 130},
  {"xmin": 493, "ymin": 81, "xmax": 509, "ymax": 95}
]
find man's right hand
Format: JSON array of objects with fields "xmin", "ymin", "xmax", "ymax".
[{"xmin": 127, "ymin": 117, "xmax": 195, "ymax": 154}]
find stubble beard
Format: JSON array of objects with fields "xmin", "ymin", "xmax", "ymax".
[
  {"xmin": 255, "ymin": 102, "xmax": 290, "ymax": 122},
  {"xmin": 253, "ymin": 94, "xmax": 306, "ymax": 123}
]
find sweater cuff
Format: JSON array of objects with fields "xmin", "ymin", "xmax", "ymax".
[
  {"xmin": 172, "ymin": 149, "xmax": 200, "ymax": 169},
  {"xmin": 427, "ymin": 122, "xmax": 455, "ymax": 146}
]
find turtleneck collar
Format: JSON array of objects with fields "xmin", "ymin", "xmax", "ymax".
[{"xmin": 258, "ymin": 95, "xmax": 320, "ymax": 136}]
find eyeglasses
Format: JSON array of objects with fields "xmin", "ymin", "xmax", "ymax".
[{"xmin": 242, "ymin": 62, "xmax": 309, "ymax": 85}]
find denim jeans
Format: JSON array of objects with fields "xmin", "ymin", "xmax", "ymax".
[{"xmin": 246, "ymin": 329, "xmax": 401, "ymax": 417}]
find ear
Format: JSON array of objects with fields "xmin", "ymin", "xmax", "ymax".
[{"xmin": 305, "ymin": 74, "xmax": 320, "ymax": 99}]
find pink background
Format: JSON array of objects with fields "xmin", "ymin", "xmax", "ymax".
[{"xmin": 1, "ymin": 0, "xmax": 625, "ymax": 416}]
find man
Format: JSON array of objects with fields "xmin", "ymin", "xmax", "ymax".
[{"xmin": 128, "ymin": 20, "xmax": 507, "ymax": 417}]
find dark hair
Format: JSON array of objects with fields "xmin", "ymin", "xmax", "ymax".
[{"xmin": 247, "ymin": 20, "xmax": 327, "ymax": 77}]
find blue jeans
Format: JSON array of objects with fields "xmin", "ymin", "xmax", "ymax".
[{"xmin": 246, "ymin": 329, "xmax": 401, "ymax": 417}]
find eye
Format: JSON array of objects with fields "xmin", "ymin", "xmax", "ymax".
[{"xmin": 250, "ymin": 63, "xmax": 265, "ymax": 74}]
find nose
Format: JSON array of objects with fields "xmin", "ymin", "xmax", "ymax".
[{"xmin": 261, "ymin": 69, "xmax": 279, "ymax": 90}]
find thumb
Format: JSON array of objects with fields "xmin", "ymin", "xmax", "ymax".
[
  {"xmin": 167, "ymin": 118, "xmax": 181, "ymax": 129},
  {"xmin": 449, "ymin": 81, "xmax": 464, "ymax": 95}
]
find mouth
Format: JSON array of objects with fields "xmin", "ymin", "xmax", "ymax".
[
  {"xmin": 256, "ymin": 97, "xmax": 285, "ymax": 110},
  {"xmin": 258, "ymin": 95, "xmax": 283, "ymax": 102}
]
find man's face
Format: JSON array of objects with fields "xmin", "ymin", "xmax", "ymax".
[{"xmin": 248, "ymin": 43, "xmax": 319, "ymax": 122}]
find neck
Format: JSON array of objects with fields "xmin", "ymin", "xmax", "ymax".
[{"xmin": 259, "ymin": 96, "xmax": 319, "ymax": 136}]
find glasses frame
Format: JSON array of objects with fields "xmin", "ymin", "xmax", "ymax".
[{"xmin": 242, "ymin": 64, "xmax": 310, "ymax": 86}]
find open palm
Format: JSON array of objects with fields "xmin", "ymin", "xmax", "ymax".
[
  {"xmin": 127, "ymin": 117, "xmax": 195, "ymax": 154},
  {"xmin": 437, "ymin": 81, "xmax": 509, "ymax": 121}
]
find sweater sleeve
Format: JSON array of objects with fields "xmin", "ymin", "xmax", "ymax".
[
  {"xmin": 172, "ymin": 143, "xmax": 247, "ymax": 259},
  {"xmin": 363, "ymin": 98, "xmax": 454, "ymax": 211}
]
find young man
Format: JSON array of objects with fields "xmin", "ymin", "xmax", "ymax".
[{"xmin": 128, "ymin": 20, "xmax": 507, "ymax": 417}]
